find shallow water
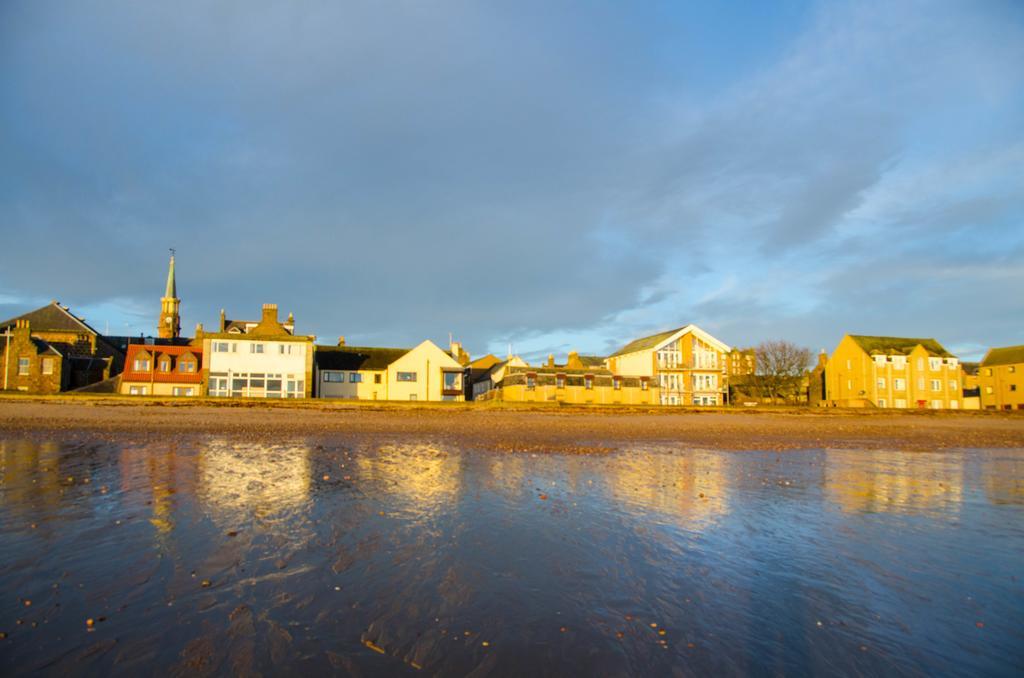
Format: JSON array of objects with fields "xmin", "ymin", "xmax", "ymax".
[{"xmin": 0, "ymin": 437, "xmax": 1022, "ymax": 677}]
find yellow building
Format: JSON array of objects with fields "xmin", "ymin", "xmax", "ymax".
[
  {"xmin": 978, "ymin": 345, "xmax": 1024, "ymax": 411},
  {"xmin": 479, "ymin": 350, "xmax": 658, "ymax": 405},
  {"xmin": 823, "ymin": 335, "xmax": 962, "ymax": 409},
  {"xmin": 315, "ymin": 339, "xmax": 465, "ymax": 401},
  {"xmin": 606, "ymin": 324, "xmax": 731, "ymax": 406}
]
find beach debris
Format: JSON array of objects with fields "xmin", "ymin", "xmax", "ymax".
[
  {"xmin": 363, "ymin": 639, "xmax": 385, "ymax": 654},
  {"xmin": 539, "ymin": 494, "xmax": 548, "ymax": 501},
  {"xmin": 201, "ymin": 579, "xmax": 212, "ymax": 588},
  {"xmin": 86, "ymin": 618, "xmax": 95, "ymax": 629}
]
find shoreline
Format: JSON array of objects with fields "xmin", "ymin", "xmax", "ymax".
[{"xmin": 1, "ymin": 396, "xmax": 1022, "ymax": 452}]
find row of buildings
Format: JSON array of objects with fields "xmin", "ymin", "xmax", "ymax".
[{"xmin": 2, "ymin": 255, "xmax": 1021, "ymax": 410}]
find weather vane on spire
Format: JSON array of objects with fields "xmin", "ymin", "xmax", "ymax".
[{"xmin": 170, "ymin": 247, "xmax": 176, "ymax": 257}]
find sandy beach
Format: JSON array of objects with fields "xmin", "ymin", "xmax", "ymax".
[{"xmin": 0, "ymin": 397, "xmax": 1021, "ymax": 451}]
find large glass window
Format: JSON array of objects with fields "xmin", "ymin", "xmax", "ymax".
[
  {"xmin": 350, "ymin": 373, "xmax": 363, "ymax": 383},
  {"xmin": 42, "ymin": 358, "xmax": 54, "ymax": 375},
  {"xmin": 443, "ymin": 372, "xmax": 461, "ymax": 390},
  {"xmin": 250, "ymin": 343, "xmax": 265, "ymax": 354},
  {"xmin": 133, "ymin": 358, "xmax": 150, "ymax": 371},
  {"xmin": 397, "ymin": 372, "xmax": 417, "ymax": 382}
]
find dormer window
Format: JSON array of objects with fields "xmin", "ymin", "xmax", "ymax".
[
  {"xmin": 133, "ymin": 356, "xmax": 151, "ymax": 371},
  {"xmin": 158, "ymin": 358, "xmax": 172, "ymax": 372},
  {"xmin": 178, "ymin": 359, "xmax": 196, "ymax": 373}
]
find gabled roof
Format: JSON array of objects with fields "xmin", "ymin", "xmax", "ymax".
[
  {"xmin": 468, "ymin": 354, "xmax": 501, "ymax": 370},
  {"xmin": 0, "ymin": 301, "xmax": 100, "ymax": 336},
  {"xmin": 31, "ymin": 337, "xmax": 63, "ymax": 357},
  {"xmin": 849, "ymin": 335, "xmax": 953, "ymax": 358},
  {"xmin": 980, "ymin": 344, "xmax": 1024, "ymax": 367},
  {"xmin": 610, "ymin": 324, "xmax": 731, "ymax": 357},
  {"xmin": 961, "ymin": 361, "xmax": 980, "ymax": 376},
  {"xmin": 314, "ymin": 345, "xmax": 409, "ymax": 371},
  {"xmin": 578, "ymin": 355, "xmax": 607, "ymax": 367}
]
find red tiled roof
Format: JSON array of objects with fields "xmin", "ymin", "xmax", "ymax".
[{"xmin": 123, "ymin": 344, "xmax": 203, "ymax": 384}]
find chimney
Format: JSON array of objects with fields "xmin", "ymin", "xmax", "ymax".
[
  {"xmin": 287, "ymin": 312, "xmax": 294, "ymax": 324},
  {"xmin": 261, "ymin": 303, "xmax": 278, "ymax": 323},
  {"xmin": 547, "ymin": 354, "xmax": 555, "ymax": 367},
  {"xmin": 219, "ymin": 309, "xmax": 226, "ymax": 332},
  {"xmin": 567, "ymin": 351, "xmax": 583, "ymax": 369},
  {"xmin": 195, "ymin": 322, "xmax": 204, "ymax": 339},
  {"xmin": 338, "ymin": 336, "xmax": 346, "ymax": 347},
  {"xmin": 14, "ymin": 318, "xmax": 30, "ymax": 338}
]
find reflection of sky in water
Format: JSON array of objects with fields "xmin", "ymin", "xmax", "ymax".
[{"xmin": 0, "ymin": 438, "xmax": 1021, "ymax": 676}]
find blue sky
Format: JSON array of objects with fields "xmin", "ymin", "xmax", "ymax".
[{"xmin": 1, "ymin": 0, "xmax": 1022, "ymax": 362}]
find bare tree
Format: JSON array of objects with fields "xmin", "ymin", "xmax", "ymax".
[{"xmin": 750, "ymin": 340, "xmax": 813, "ymax": 403}]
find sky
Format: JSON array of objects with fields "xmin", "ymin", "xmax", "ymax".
[{"xmin": 1, "ymin": 0, "xmax": 1022, "ymax": 362}]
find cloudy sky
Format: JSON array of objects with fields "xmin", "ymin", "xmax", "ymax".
[{"xmin": 2, "ymin": 0, "xmax": 1022, "ymax": 361}]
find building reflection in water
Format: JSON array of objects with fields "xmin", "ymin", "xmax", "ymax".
[
  {"xmin": 196, "ymin": 440, "xmax": 312, "ymax": 523},
  {"xmin": 825, "ymin": 450, "xmax": 965, "ymax": 514},
  {"xmin": 0, "ymin": 439, "xmax": 64, "ymax": 521},
  {"xmin": 983, "ymin": 457, "xmax": 1024, "ymax": 505},
  {"xmin": 603, "ymin": 448, "xmax": 730, "ymax": 529},
  {"xmin": 118, "ymin": 443, "xmax": 191, "ymax": 535},
  {"xmin": 355, "ymin": 444, "xmax": 461, "ymax": 515}
]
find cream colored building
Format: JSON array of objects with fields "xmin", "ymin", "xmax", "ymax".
[
  {"xmin": 978, "ymin": 345, "xmax": 1024, "ymax": 411},
  {"xmin": 201, "ymin": 304, "xmax": 314, "ymax": 398},
  {"xmin": 823, "ymin": 335, "xmax": 962, "ymax": 409},
  {"xmin": 606, "ymin": 324, "xmax": 731, "ymax": 406},
  {"xmin": 315, "ymin": 339, "xmax": 466, "ymax": 401}
]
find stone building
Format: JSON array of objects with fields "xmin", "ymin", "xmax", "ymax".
[{"xmin": 1, "ymin": 301, "xmax": 124, "ymax": 393}]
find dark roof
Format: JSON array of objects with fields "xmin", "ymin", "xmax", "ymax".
[
  {"xmin": 981, "ymin": 345, "xmax": 1024, "ymax": 367},
  {"xmin": 961, "ymin": 361, "xmax": 980, "ymax": 376},
  {"xmin": 578, "ymin": 355, "xmax": 606, "ymax": 367},
  {"xmin": 849, "ymin": 335, "xmax": 953, "ymax": 358},
  {"xmin": 314, "ymin": 345, "xmax": 409, "ymax": 371},
  {"xmin": 610, "ymin": 327, "xmax": 685, "ymax": 357},
  {"xmin": 468, "ymin": 354, "xmax": 501, "ymax": 370},
  {"xmin": 507, "ymin": 365, "xmax": 613, "ymax": 376},
  {"xmin": 0, "ymin": 301, "xmax": 99, "ymax": 335},
  {"xmin": 31, "ymin": 337, "xmax": 63, "ymax": 357}
]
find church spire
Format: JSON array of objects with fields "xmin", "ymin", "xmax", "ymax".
[
  {"xmin": 165, "ymin": 250, "xmax": 176, "ymax": 299},
  {"xmin": 158, "ymin": 249, "xmax": 181, "ymax": 339}
]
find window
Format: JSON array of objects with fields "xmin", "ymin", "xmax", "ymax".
[
  {"xmin": 214, "ymin": 342, "xmax": 230, "ymax": 353},
  {"xmin": 877, "ymin": 378, "xmax": 886, "ymax": 389},
  {"xmin": 929, "ymin": 358, "xmax": 942, "ymax": 371},
  {"xmin": 893, "ymin": 356, "xmax": 906, "ymax": 370},
  {"xmin": 178, "ymin": 360, "xmax": 195, "ymax": 373},
  {"xmin": 18, "ymin": 358, "xmax": 30, "ymax": 375},
  {"xmin": 947, "ymin": 358, "xmax": 958, "ymax": 368},
  {"xmin": 949, "ymin": 380, "xmax": 957, "ymax": 391},
  {"xmin": 1010, "ymin": 366, "xmax": 1017, "ymax": 373},
  {"xmin": 917, "ymin": 358, "xmax": 924, "ymax": 371},
  {"xmin": 1011, "ymin": 384, "xmax": 1018, "ymax": 392},
  {"xmin": 409, "ymin": 394, "xmax": 418, "ymax": 401},
  {"xmin": 640, "ymin": 379, "xmax": 648, "ymax": 391},
  {"xmin": 526, "ymin": 375, "xmax": 536, "ymax": 390},
  {"xmin": 878, "ymin": 398, "xmax": 887, "ymax": 408},
  {"xmin": 846, "ymin": 359, "xmax": 852, "ymax": 370},
  {"xmin": 323, "ymin": 372, "xmax": 344, "ymax": 382},
  {"xmin": 129, "ymin": 385, "xmax": 148, "ymax": 395},
  {"xmin": 895, "ymin": 398, "xmax": 907, "ymax": 408},
  {"xmin": 350, "ymin": 373, "xmax": 363, "ymax": 383},
  {"xmin": 613, "ymin": 378, "xmax": 621, "ymax": 391},
  {"xmin": 133, "ymin": 358, "xmax": 150, "ymax": 371},
  {"xmin": 374, "ymin": 374, "xmax": 382, "ymax": 384},
  {"xmin": 950, "ymin": 400, "xmax": 959, "ymax": 409},
  {"xmin": 397, "ymin": 371, "xmax": 417, "ymax": 382},
  {"xmin": 917, "ymin": 378, "xmax": 925, "ymax": 390},
  {"xmin": 250, "ymin": 343, "xmax": 264, "ymax": 354},
  {"xmin": 172, "ymin": 387, "xmax": 194, "ymax": 397},
  {"xmin": 847, "ymin": 379, "xmax": 853, "ymax": 390},
  {"xmin": 556, "ymin": 375, "xmax": 566, "ymax": 389},
  {"xmin": 159, "ymin": 359, "xmax": 171, "ymax": 372},
  {"xmin": 984, "ymin": 368, "xmax": 993, "ymax": 376},
  {"xmin": 874, "ymin": 355, "xmax": 887, "ymax": 367},
  {"xmin": 985, "ymin": 386, "xmax": 993, "ymax": 394},
  {"xmin": 279, "ymin": 344, "xmax": 291, "ymax": 355},
  {"xmin": 931, "ymin": 400, "xmax": 942, "ymax": 409},
  {"xmin": 584, "ymin": 376, "xmax": 594, "ymax": 390},
  {"xmin": 442, "ymin": 372, "xmax": 460, "ymax": 390},
  {"xmin": 930, "ymin": 379, "xmax": 941, "ymax": 392},
  {"xmin": 42, "ymin": 358, "xmax": 54, "ymax": 375},
  {"xmin": 894, "ymin": 378, "xmax": 906, "ymax": 390}
]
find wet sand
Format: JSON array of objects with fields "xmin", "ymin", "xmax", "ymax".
[{"xmin": 0, "ymin": 399, "xmax": 1022, "ymax": 451}]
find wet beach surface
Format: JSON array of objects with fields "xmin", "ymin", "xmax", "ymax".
[{"xmin": 1, "ymin": 434, "xmax": 1022, "ymax": 676}]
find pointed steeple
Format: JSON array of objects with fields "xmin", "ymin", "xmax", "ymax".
[
  {"xmin": 158, "ymin": 250, "xmax": 181, "ymax": 339},
  {"xmin": 165, "ymin": 253, "xmax": 177, "ymax": 299}
]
